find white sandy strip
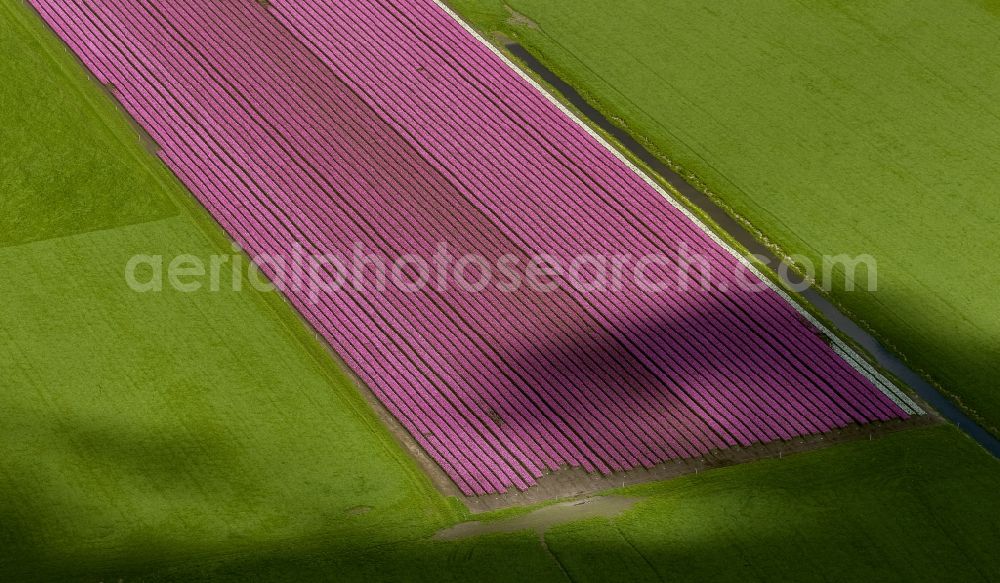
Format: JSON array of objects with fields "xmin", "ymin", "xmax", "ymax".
[{"xmin": 432, "ymin": 0, "xmax": 922, "ymax": 416}]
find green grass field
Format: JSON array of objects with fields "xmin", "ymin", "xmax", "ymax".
[
  {"xmin": 3, "ymin": 1, "xmax": 1000, "ymax": 581},
  {"xmin": 48, "ymin": 427, "xmax": 1000, "ymax": 582},
  {"xmin": 448, "ymin": 0, "xmax": 1000, "ymax": 434}
]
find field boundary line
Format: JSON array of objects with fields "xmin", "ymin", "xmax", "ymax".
[
  {"xmin": 431, "ymin": 0, "xmax": 921, "ymax": 415},
  {"xmin": 0, "ymin": 215, "xmax": 182, "ymax": 253}
]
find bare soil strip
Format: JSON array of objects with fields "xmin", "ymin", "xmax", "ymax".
[
  {"xmin": 434, "ymin": 495, "xmax": 643, "ymax": 540},
  {"xmin": 459, "ymin": 415, "xmax": 937, "ymax": 512}
]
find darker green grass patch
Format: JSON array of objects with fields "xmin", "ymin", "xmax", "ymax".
[{"xmin": 0, "ymin": 1, "xmax": 179, "ymax": 247}]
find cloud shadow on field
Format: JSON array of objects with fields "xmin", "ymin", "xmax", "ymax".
[
  {"xmin": 3, "ymin": 425, "xmax": 991, "ymax": 583},
  {"xmin": 499, "ymin": 285, "xmax": 840, "ymax": 453},
  {"xmin": 0, "ymin": 408, "xmax": 249, "ymax": 582}
]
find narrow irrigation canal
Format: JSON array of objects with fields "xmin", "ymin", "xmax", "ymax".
[{"xmin": 503, "ymin": 42, "xmax": 1000, "ymax": 459}]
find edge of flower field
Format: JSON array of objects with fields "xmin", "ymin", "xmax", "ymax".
[
  {"xmin": 430, "ymin": 0, "xmax": 922, "ymax": 416},
  {"xmin": 15, "ymin": 0, "xmax": 467, "ymax": 522}
]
